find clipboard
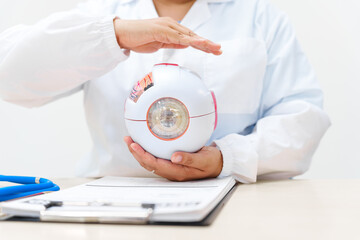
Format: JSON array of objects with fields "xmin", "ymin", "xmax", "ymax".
[
  {"xmin": 1, "ymin": 177, "xmax": 237, "ymax": 226},
  {"xmin": 3, "ymin": 185, "xmax": 236, "ymax": 226}
]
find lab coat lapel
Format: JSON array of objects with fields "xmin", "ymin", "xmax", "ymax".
[
  {"xmin": 181, "ymin": 0, "xmax": 234, "ymax": 30},
  {"xmin": 181, "ymin": 0, "xmax": 211, "ymax": 31},
  {"xmin": 136, "ymin": 0, "xmax": 212, "ymax": 31},
  {"xmin": 136, "ymin": 0, "xmax": 159, "ymax": 19}
]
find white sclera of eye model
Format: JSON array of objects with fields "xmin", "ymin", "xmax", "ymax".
[{"xmin": 124, "ymin": 63, "xmax": 217, "ymax": 160}]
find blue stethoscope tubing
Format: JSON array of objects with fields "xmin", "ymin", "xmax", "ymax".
[{"xmin": 0, "ymin": 175, "xmax": 60, "ymax": 202}]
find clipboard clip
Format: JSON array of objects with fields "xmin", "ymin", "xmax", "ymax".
[{"xmin": 32, "ymin": 200, "xmax": 155, "ymax": 224}]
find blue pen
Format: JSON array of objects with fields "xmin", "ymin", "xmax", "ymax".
[{"xmin": 0, "ymin": 175, "xmax": 60, "ymax": 202}]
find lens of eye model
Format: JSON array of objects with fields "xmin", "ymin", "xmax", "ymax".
[{"xmin": 147, "ymin": 98, "xmax": 189, "ymax": 140}]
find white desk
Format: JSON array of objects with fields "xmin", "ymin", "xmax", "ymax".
[{"xmin": 1, "ymin": 179, "xmax": 359, "ymax": 240}]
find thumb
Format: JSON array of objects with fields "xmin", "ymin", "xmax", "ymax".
[{"xmin": 171, "ymin": 149, "xmax": 209, "ymax": 170}]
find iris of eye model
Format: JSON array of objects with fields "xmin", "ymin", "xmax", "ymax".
[{"xmin": 147, "ymin": 97, "xmax": 190, "ymax": 140}]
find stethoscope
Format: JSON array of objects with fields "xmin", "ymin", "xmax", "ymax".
[{"xmin": 0, "ymin": 175, "xmax": 60, "ymax": 202}]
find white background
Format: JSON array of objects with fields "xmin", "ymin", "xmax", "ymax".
[{"xmin": 0, "ymin": 0, "xmax": 359, "ymax": 179}]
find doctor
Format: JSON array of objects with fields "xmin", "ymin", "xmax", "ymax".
[{"xmin": 0, "ymin": 0, "xmax": 330, "ymax": 183}]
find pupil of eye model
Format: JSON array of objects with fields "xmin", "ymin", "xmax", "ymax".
[{"xmin": 160, "ymin": 108, "xmax": 176, "ymax": 128}]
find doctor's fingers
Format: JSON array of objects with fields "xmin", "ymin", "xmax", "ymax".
[
  {"xmin": 157, "ymin": 17, "xmax": 197, "ymax": 37},
  {"xmin": 139, "ymin": 42, "xmax": 189, "ymax": 52},
  {"xmin": 129, "ymin": 42, "xmax": 188, "ymax": 54},
  {"xmin": 154, "ymin": 27, "xmax": 221, "ymax": 55},
  {"xmin": 156, "ymin": 17, "xmax": 222, "ymax": 53},
  {"xmin": 124, "ymin": 139, "xmax": 158, "ymax": 172},
  {"xmin": 154, "ymin": 161, "xmax": 208, "ymax": 182},
  {"xmin": 162, "ymin": 43, "xmax": 189, "ymax": 49},
  {"xmin": 129, "ymin": 142, "xmax": 207, "ymax": 181},
  {"xmin": 169, "ymin": 25, "xmax": 222, "ymax": 55},
  {"xmin": 124, "ymin": 136, "xmax": 209, "ymax": 181},
  {"xmin": 171, "ymin": 146, "xmax": 223, "ymax": 177}
]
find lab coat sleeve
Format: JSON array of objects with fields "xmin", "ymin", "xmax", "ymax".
[
  {"xmin": 0, "ymin": 0, "xmax": 128, "ymax": 108},
  {"xmin": 214, "ymin": 1, "xmax": 331, "ymax": 183}
]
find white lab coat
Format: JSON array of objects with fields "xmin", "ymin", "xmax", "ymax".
[{"xmin": 0, "ymin": 0, "xmax": 330, "ymax": 183}]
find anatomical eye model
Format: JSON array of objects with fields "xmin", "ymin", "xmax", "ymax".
[{"xmin": 125, "ymin": 63, "xmax": 217, "ymax": 160}]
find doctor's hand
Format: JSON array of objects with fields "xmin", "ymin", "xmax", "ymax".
[
  {"xmin": 124, "ymin": 136, "xmax": 223, "ymax": 181},
  {"xmin": 114, "ymin": 17, "xmax": 222, "ymax": 55}
]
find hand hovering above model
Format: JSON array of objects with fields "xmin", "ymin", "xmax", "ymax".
[{"xmin": 114, "ymin": 17, "xmax": 222, "ymax": 55}]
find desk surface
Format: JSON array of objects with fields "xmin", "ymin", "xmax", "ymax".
[{"xmin": 1, "ymin": 178, "xmax": 359, "ymax": 240}]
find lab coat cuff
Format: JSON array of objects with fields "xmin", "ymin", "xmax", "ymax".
[
  {"xmin": 214, "ymin": 134, "xmax": 258, "ymax": 184},
  {"xmin": 99, "ymin": 15, "xmax": 130, "ymax": 62}
]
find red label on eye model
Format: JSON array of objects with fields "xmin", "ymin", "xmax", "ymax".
[{"xmin": 129, "ymin": 72, "xmax": 154, "ymax": 103}]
